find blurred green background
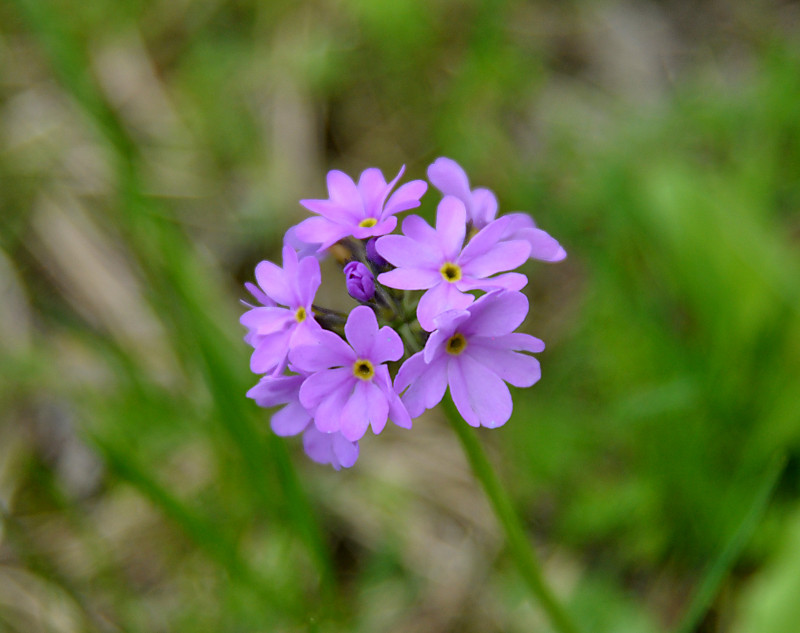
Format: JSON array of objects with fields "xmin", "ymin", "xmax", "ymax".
[{"xmin": 1, "ymin": 0, "xmax": 799, "ymax": 631}]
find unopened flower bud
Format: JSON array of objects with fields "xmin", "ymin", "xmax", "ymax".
[
  {"xmin": 344, "ymin": 261, "xmax": 375, "ymax": 302},
  {"xmin": 366, "ymin": 238, "xmax": 388, "ymax": 268}
]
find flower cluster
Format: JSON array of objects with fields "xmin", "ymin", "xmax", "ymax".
[{"xmin": 241, "ymin": 158, "xmax": 565, "ymax": 469}]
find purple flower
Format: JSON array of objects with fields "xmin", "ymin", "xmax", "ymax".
[
  {"xmin": 427, "ymin": 157, "xmax": 566, "ymax": 262},
  {"xmin": 289, "ymin": 306, "xmax": 412, "ymax": 441},
  {"xmin": 240, "ymin": 245, "xmax": 322, "ymax": 375},
  {"xmin": 344, "ymin": 261, "xmax": 375, "ymax": 302},
  {"xmin": 247, "ymin": 374, "xmax": 358, "ymax": 470},
  {"xmin": 395, "ymin": 291, "xmax": 544, "ymax": 428},
  {"xmin": 294, "ymin": 166, "xmax": 428, "ymax": 250},
  {"xmin": 376, "ymin": 196, "xmax": 531, "ymax": 331}
]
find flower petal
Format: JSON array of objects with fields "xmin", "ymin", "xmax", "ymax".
[
  {"xmin": 383, "ymin": 179, "xmax": 428, "ymax": 216},
  {"xmin": 326, "ymin": 170, "xmax": 363, "ymax": 216},
  {"xmin": 344, "ymin": 305, "xmax": 379, "ymax": 358},
  {"xmin": 427, "ymin": 157, "xmax": 472, "ymax": 202},
  {"xmin": 357, "ymin": 167, "xmax": 389, "ymax": 216},
  {"xmin": 457, "ymin": 272, "xmax": 528, "ymax": 292},
  {"xmin": 375, "ymin": 235, "xmax": 441, "ymax": 269},
  {"xmin": 250, "ymin": 330, "xmax": 291, "ymax": 374},
  {"xmin": 435, "ymin": 196, "xmax": 467, "ymax": 261},
  {"xmin": 460, "ymin": 239, "xmax": 530, "ymax": 279},
  {"xmin": 377, "ymin": 266, "xmax": 440, "ymax": 290},
  {"xmin": 240, "ymin": 307, "xmax": 293, "ymax": 335},
  {"xmin": 401, "ymin": 214, "xmax": 440, "ymax": 248},
  {"xmin": 470, "ymin": 188, "xmax": 498, "ymax": 227},
  {"xmin": 331, "ymin": 433, "xmax": 360, "ymax": 469},
  {"xmin": 254, "ymin": 260, "xmax": 293, "ymax": 306},
  {"xmin": 447, "ymin": 354, "xmax": 512, "ymax": 428},
  {"xmin": 312, "ymin": 378, "xmax": 354, "ymax": 433},
  {"xmin": 271, "ymin": 401, "xmax": 312, "ymax": 436},
  {"xmin": 465, "ymin": 342, "xmax": 542, "ymax": 388},
  {"xmin": 395, "ymin": 352, "xmax": 448, "ymax": 418},
  {"xmin": 246, "ymin": 374, "xmax": 303, "ymax": 408},
  {"xmin": 459, "ymin": 290, "xmax": 529, "ymax": 337},
  {"xmin": 290, "ymin": 329, "xmax": 354, "ymax": 372},
  {"xmin": 417, "ymin": 281, "xmax": 474, "ymax": 332},
  {"xmin": 299, "ymin": 366, "xmax": 353, "ymax": 410},
  {"xmin": 293, "ymin": 255, "xmax": 321, "ymax": 308},
  {"xmin": 293, "ymin": 216, "xmax": 351, "ymax": 250}
]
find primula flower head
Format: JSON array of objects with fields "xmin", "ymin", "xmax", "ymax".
[
  {"xmin": 376, "ymin": 196, "xmax": 531, "ymax": 331},
  {"xmin": 294, "ymin": 166, "xmax": 428, "ymax": 251},
  {"xmin": 290, "ymin": 306, "xmax": 412, "ymax": 441},
  {"xmin": 428, "ymin": 157, "xmax": 566, "ymax": 262},
  {"xmin": 395, "ymin": 290, "xmax": 544, "ymax": 428},
  {"xmin": 247, "ymin": 374, "xmax": 358, "ymax": 470},
  {"xmin": 240, "ymin": 245, "xmax": 322, "ymax": 375}
]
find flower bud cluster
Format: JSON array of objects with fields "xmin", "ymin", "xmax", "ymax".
[{"xmin": 241, "ymin": 158, "xmax": 565, "ymax": 469}]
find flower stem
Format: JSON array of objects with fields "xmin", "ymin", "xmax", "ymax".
[{"xmin": 442, "ymin": 398, "xmax": 581, "ymax": 633}]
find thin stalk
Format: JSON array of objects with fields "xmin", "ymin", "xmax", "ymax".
[{"xmin": 442, "ymin": 398, "xmax": 580, "ymax": 633}]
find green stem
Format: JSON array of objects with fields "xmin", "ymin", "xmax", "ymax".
[{"xmin": 442, "ymin": 398, "xmax": 581, "ymax": 633}]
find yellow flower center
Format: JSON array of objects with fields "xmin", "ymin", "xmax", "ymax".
[
  {"xmin": 359, "ymin": 218, "xmax": 378, "ymax": 228},
  {"xmin": 440, "ymin": 262, "xmax": 462, "ymax": 283},
  {"xmin": 353, "ymin": 359, "xmax": 375, "ymax": 380},
  {"xmin": 445, "ymin": 333, "xmax": 467, "ymax": 355},
  {"xmin": 295, "ymin": 306, "xmax": 307, "ymax": 323}
]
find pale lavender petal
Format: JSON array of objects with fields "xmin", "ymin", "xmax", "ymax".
[
  {"xmin": 246, "ymin": 374, "xmax": 303, "ymax": 408},
  {"xmin": 470, "ymin": 188, "xmax": 498, "ymax": 227},
  {"xmin": 521, "ymin": 227, "xmax": 567, "ymax": 262},
  {"xmin": 341, "ymin": 380, "xmax": 388, "ymax": 440},
  {"xmin": 457, "ymin": 272, "xmax": 528, "ymax": 292},
  {"xmin": 294, "ymin": 255, "xmax": 322, "ymax": 307},
  {"xmin": 375, "ymin": 366, "xmax": 413, "ymax": 428},
  {"xmin": 344, "ymin": 305, "xmax": 379, "ymax": 358},
  {"xmin": 271, "ymin": 401, "xmax": 312, "ymax": 436},
  {"xmin": 395, "ymin": 352, "xmax": 448, "ymax": 418},
  {"xmin": 423, "ymin": 311, "xmax": 467, "ymax": 363},
  {"xmin": 299, "ymin": 198, "xmax": 344, "ymax": 220},
  {"xmin": 244, "ymin": 282, "xmax": 274, "ymax": 307},
  {"xmin": 427, "ymin": 157, "xmax": 472, "ymax": 201},
  {"xmin": 284, "ymin": 224, "xmax": 324, "ymax": 260},
  {"xmin": 489, "ymin": 332, "xmax": 546, "ymax": 353},
  {"xmin": 302, "ymin": 426, "xmax": 336, "ymax": 465},
  {"xmin": 370, "ymin": 325, "xmax": 404, "ymax": 364},
  {"xmin": 312, "ymin": 378, "xmax": 354, "ymax": 433},
  {"xmin": 326, "ymin": 170, "xmax": 363, "ymax": 216},
  {"xmin": 281, "ymin": 245, "xmax": 299, "ymax": 277},
  {"xmin": 331, "ymin": 433, "xmax": 359, "ymax": 469},
  {"xmin": 240, "ymin": 307, "xmax": 293, "ymax": 335},
  {"xmin": 293, "ymin": 216, "xmax": 351, "ymax": 249},
  {"xmin": 417, "ymin": 281, "xmax": 474, "ymax": 331},
  {"xmin": 377, "ymin": 267, "xmax": 440, "ymax": 290},
  {"xmin": 401, "ymin": 214, "xmax": 440, "ymax": 248},
  {"xmin": 250, "ymin": 331, "xmax": 291, "ymax": 374},
  {"xmin": 358, "ymin": 167, "xmax": 389, "ymax": 216},
  {"xmin": 465, "ymin": 343, "xmax": 542, "ymax": 388},
  {"xmin": 298, "ymin": 366, "xmax": 353, "ymax": 409},
  {"xmin": 460, "ymin": 239, "xmax": 530, "ymax": 279},
  {"xmin": 290, "ymin": 329, "xmax": 354, "ymax": 372},
  {"xmin": 375, "ymin": 235, "xmax": 441, "ymax": 269},
  {"xmin": 459, "ymin": 215, "xmax": 514, "ymax": 262},
  {"xmin": 435, "ymin": 196, "xmax": 467, "ymax": 261},
  {"xmin": 254, "ymin": 260, "xmax": 293, "ymax": 306},
  {"xmin": 383, "ymin": 179, "xmax": 428, "ymax": 216},
  {"xmin": 352, "ymin": 215, "xmax": 397, "ymax": 239},
  {"xmin": 459, "ymin": 291, "xmax": 528, "ymax": 337},
  {"xmin": 448, "ymin": 355, "xmax": 512, "ymax": 428}
]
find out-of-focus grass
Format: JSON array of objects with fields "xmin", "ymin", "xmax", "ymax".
[{"xmin": 1, "ymin": 0, "xmax": 799, "ymax": 631}]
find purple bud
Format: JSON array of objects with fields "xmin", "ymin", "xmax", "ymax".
[
  {"xmin": 344, "ymin": 261, "xmax": 375, "ymax": 302},
  {"xmin": 366, "ymin": 238, "xmax": 388, "ymax": 268}
]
